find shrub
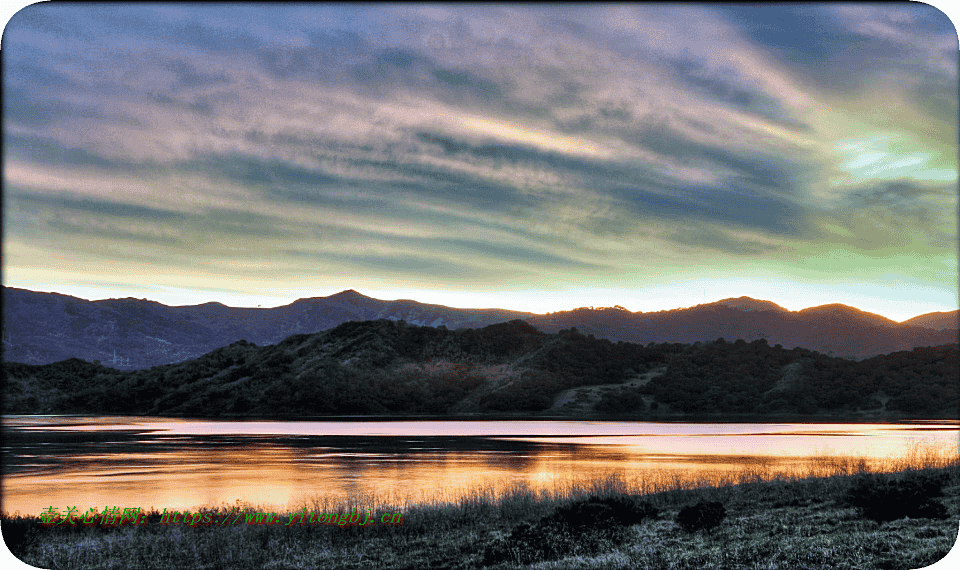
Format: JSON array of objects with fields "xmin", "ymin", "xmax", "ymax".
[
  {"xmin": 495, "ymin": 520, "xmax": 568, "ymax": 564},
  {"xmin": 676, "ymin": 500, "xmax": 726, "ymax": 532},
  {"xmin": 543, "ymin": 494, "xmax": 659, "ymax": 531},
  {"xmin": 484, "ymin": 495, "xmax": 659, "ymax": 564},
  {"xmin": 594, "ymin": 387, "xmax": 646, "ymax": 413},
  {"xmin": 844, "ymin": 471, "xmax": 950, "ymax": 523},
  {"xmin": 0, "ymin": 516, "xmax": 36, "ymax": 558}
]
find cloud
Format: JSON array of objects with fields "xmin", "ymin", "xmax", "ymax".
[
  {"xmin": 667, "ymin": 224, "xmax": 787, "ymax": 256},
  {"xmin": 801, "ymin": 180, "xmax": 957, "ymax": 252},
  {"xmin": 2, "ymin": 4, "xmax": 955, "ymax": 310}
]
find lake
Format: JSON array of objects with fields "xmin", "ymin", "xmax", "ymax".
[{"xmin": 2, "ymin": 416, "xmax": 957, "ymax": 516}]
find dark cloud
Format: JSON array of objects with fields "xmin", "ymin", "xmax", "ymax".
[
  {"xmin": 258, "ymin": 29, "xmax": 369, "ymax": 81},
  {"xmin": 662, "ymin": 54, "xmax": 810, "ymax": 131},
  {"xmin": 425, "ymin": 237, "xmax": 605, "ymax": 271},
  {"xmin": 626, "ymin": 119, "xmax": 800, "ymax": 195},
  {"xmin": 3, "ymin": 56, "xmax": 75, "ymax": 91},
  {"xmin": 183, "ymin": 154, "xmax": 343, "ymax": 191},
  {"xmin": 253, "ymin": 30, "xmax": 510, "ymax": 110},
  {"xmin": 7, "ymin": 192, "xmax": 188, "ymax": 251},
  {"xmin": 6, "ymin": 4, "xmax": 86, "ymax": 38},
  {"xmin": 3, "ymin": 133, "xmax": 122, "ymax": 169},
  {"xmin": 414, "ymin": 127, "xmax": 805, "ymax": 237},
  {"xmin": 50, "ymin": 219, "xmax": 185, "ymax": 248},
  {"xmin": 913, "ymin": 69, "xmax": 960, "ymax": 130},
  {"xmin": 167, "ymin": 59, "xmax": 230, "ymax": 89},
  {"xmin": 294, "ymin": 223, "xmax": 603, "ymax": 275},
  {"xmin": 414, "ymin": 130, "xmax": 614, "ymax": 181},
  {"xmin": 12, "ymin": 192, "xmax": 298, "ymax": 246},
  {"xmin": 353, "ymin": 47, "xmax": 435, "ymax": 92},
  {"xmin": 199, "ymin": 208, "xmax": 299, "ymax": 239},
  {"xmin": 300, "ymin": 195, "xmax": 588, "ymax": 258},
  {"xmin": 15, "ymin": 193, "xmax": 186, "ymax": 222},
  {"xmin": 144, "ymin": 89, "xmax": 238, "ymax": 117},
  {"xmin": 801, "ymin": 180, "xmax": 956, "ymax": 251},
  {"xmin": 3, "ymin": 85, "xmax": 103, "ymax": 128},
  {"xmin": 612, "ymin": 184, "xmax": 800, "ymax": 236},
  {"xmin": 354, "ymin": 46, "xmax": 512, "ymax": 107},
  {"xmin": 376, "ymin": 48, "xmax": 419, "ymax": 69},
  {"xmin": 718, "ymin": 4, "xmax": 956, "ymax": 99},
  {"xmin": 431, "ymin": 67, "xmax": 505, "ymax": 102},
  {"xmin": 846, "ymin": 182, "xmax": 951, "ymax": 237},
  {"xmin": 1, "ymin": 4, "xmax": 954, "ymax": 312},
  {"xmin": 716, "ymin": 5, "xmax": 850, "ymax": 66},
  {"xmin": 851, "ymin": 182, "xmax": 951, "ymax": 207},
  {"xmin": 318, "ymin": 251, "xmax": 499, "ymax": 281},
  {"xmin": 388, "ymin": 166, "xmax": 536, "ymax": 213},
  {"xmin": 668, "ymin": 225, "xmax": 783, "ymax": 256}
]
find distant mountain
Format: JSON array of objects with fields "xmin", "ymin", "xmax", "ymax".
[
  {"xmin": 1, "ymin": 287, "xmax": 956, "ymax": 368},
  {"xmin": 523, "ymin": 298, "xmax": 955, "ymax": 360},
  {"xmin": 714, "ymin": 296, "xmax": 789, "ymax": 312},
  {"xmin": 4, "ymin": 319, "xmax": 956, "ymax": 419},
  {"xmin": 1, "ymin": 287, "xmax": 531, "ymax": 369},
  {"xmin": 901, "ymin": 311, "xmax": 960, "ymax": 331}
]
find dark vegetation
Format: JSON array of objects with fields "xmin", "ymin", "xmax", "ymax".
[
  {"xmin": 638, "ymin": 339, "xmax": 958, "ymax": 416},
  {"xmin": 6, "ymin": 286, "xmax": 957, "ymax": 370},
  {"xmin": 4, "ymin": 463, "xmax": 958, "ymax": 569},
  {"xmin": 843, "ymin": 470, "xmax": 950, "ymax": 523},
  {"xmin": 3, "ymin": 319, "xmax": 958, "ymax": 417},
  {"xmin": 675, "ymin": 500, "xmax": 726, "ymax": 533},
  {"xmin": 483, "ymin": 495, "xmax": 660, "ymax": 564}
]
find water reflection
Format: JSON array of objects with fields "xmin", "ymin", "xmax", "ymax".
[{"xmin": 2, "ymin": 417, "xmax": 957, "ymax": 516}]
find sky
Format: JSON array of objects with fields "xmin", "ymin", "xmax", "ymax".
[{"xmin": 2, "ymin": 2, "xmax": 958, "ymax": 321}]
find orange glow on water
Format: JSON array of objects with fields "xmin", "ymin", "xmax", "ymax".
[{"xmin": 3, "ymin": 418, "xmax": 956, "ymax": 516}]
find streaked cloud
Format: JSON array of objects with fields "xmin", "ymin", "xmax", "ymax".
[{"xmin": 2, "ymin": 3, "xmax": 956, "ymax": 320}]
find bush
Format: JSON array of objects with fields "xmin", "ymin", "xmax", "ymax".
[
  {"xmin": 487, "ymin": 520, "xmax": 568, "ymax": 564},
  {"xmin": 844, "ymin": 471, "xmax": 950, "ymax": 523},
  {"xmin": 594, "ymin": 387, "xmax": 646, "ymax": 413},
  {"xmin": 544, "ymin": 494, "xmax": 659, "ymax": 531},
  {"xmin": 484, "ymin": 495, "xmax": 659, "ymax": 564},
  {"xmin": 0, "ymin": 516, "xmax": 36, "ymax": 558},
  {"xmin": 676, "ymin": 500, "xmax": 725, "ymax": 532}
]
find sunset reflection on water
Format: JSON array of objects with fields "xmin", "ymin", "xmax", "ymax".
[{"xmin": 2, "ymin": 417, "xmax": 957, "ymax": 516}]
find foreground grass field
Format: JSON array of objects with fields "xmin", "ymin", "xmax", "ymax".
[{"xmin": 3, "ymin": 449, "xmax": 958, "ymax": 570}]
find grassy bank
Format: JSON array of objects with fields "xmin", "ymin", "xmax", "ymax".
[{"xmin": 3, "ymin": 450, "xmax": 959, "ymax": 570}]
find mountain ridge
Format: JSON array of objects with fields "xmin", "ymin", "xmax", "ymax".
[
  {"xmin": 2, "ymin": 286, "xmax": 956, "ymax": 368},
  {"xmin": 713, "ymin": 296, "xmax": 789, "ymax": 313},
  {"xmin": 3, "ymin": 318, "xmax": 956, "ymax": 419}
]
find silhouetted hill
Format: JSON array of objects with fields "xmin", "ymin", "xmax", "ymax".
[
  {"xmin": 3, "ymin": 320, "xmax": 955, "ymax": 419},
  {"xmin": 524, "ymin": 301, "xmax": 954, "ymax": 359},
  {"xmin": 1, "ymin": 287, "xmax": 531, "ymax": 369},
  {"xmin": 2, "ymin": 287, "xmax": 955, "ymax": 368},
  {"xmin": 714, "ymin": 296, "xmax": 789, "ymax": 312},
  {"xmin": 901, "ymin": 311, "xmax": 960, "ymax": 331}
]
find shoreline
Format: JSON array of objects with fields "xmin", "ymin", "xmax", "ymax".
[
  {"xmin": 4, "ymin": 412, "xmax": 957, "ymax": 423},
  {"xmin": 3, "ymin": 459, "xmax": 958, "ymax": 569}
]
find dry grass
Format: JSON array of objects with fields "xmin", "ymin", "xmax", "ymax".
[{"xmin": 4, "ymin": 444, "xmax": 958, "ymax": 569}]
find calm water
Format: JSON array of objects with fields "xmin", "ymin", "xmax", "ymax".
[{"xmin": 2, "ymin": 416, "xmax": 957, "ymax": 516}]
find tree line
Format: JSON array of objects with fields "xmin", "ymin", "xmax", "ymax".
[{"xmin": 3, "ymin": 320, "xmax": 956, "ymax": 417}]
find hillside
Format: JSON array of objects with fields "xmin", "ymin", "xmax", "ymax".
[
  {"xmin": 3, "ymin": 320, "xmax": 956, "ymax": 419},
  {"xmin": 0, "ymin": 287, "xmax": 531, "ymax": 369},
  {"xmin": 902, "ymin": 310, "xmax": 960, "ymax": 331},
  {"xmin": 2, "ymin": 288, "xmax": 956, "ymax": 368},
  {"xmin": 525, "ymin": 299, "xmax": 957, "ymax": 360}
]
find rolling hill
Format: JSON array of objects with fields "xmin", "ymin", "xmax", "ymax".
[
  {"xmin": 2, "ymin": 287, "xmax": 956, "ymax": 368},
  {"xmin": 3, "ymin": 319, "xmax": 956, "ymax": 419}
]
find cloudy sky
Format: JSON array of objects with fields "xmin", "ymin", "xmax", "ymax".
[{"xmin": 2, "ymin": 3, "xmax": 957, "ymax": 320}]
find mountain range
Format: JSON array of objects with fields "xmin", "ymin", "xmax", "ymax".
[
  {"xmin": 2, "ymin": 286, "xmax": 957, "ymax": 369},
  {"xmin": 4, "ymin": 318, "xmax": 956, "ymax": 418}
]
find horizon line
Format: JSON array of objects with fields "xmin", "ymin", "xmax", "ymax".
[{"xmin": 4, "ymin": 285, "xmax": 957, "ymax": 325}]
